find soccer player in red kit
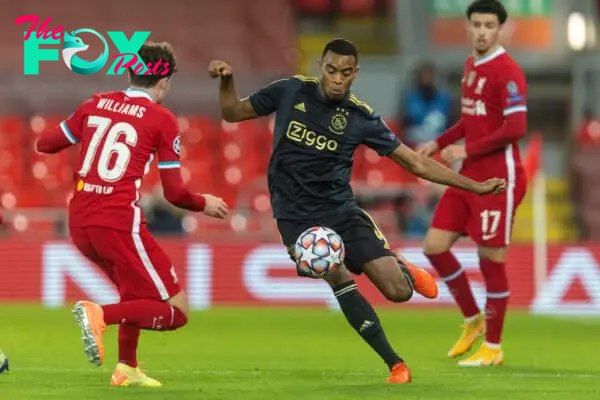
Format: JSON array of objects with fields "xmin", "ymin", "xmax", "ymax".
[
  {"xmin": 418, "ymin": 0, "xmax": 527, "ymax": 366},
  {"xmin": 36, "ymin": 42, "xmax": 228, "ymax": 386}
]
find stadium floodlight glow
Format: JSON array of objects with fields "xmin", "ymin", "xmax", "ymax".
[{"xmin": 567, "ymin": 12, "xmax": 587, "ymax": 51}]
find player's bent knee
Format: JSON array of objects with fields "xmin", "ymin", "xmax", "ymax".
[
  {"xmin": 324, "ymin": 266, "xmax": 353, "ymax": 288},
  {"xmin": 422, "ymin": 237, "xmax": 451, "ymax": 255},
  {"xmin": 167, "ymin": 290, "xmax": 190, "ymax": 316},
  {"xmin": 169, "ymin": 306, "xmax": 188, "ymax": 330},
  {"xmin": 381, "ymin": 282, "xmax": 413, "ymax": 303},
  {"xmin": 478, "ymin": 246, "xmax": 506, "ymax": 263},
  {"xmin": 165, "ymin": 292, "xmax": 189, "ymax": 330},
  {"xmin": 423, "ymin": 229, "xmax": 459, "ymax": 255}
]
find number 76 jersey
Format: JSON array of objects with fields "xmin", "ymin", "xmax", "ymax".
[{"xmin": 61, "ymin": 89, "xmax": 181, "ymax": 232}]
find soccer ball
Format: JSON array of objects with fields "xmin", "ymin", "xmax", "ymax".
[
  {"xmin": 0, "ymin": 350, "xmax": 9, "ymax": 374},
  {"xmin": 294, "ymin": 226, "xmax": 345, "ymax": 277}
]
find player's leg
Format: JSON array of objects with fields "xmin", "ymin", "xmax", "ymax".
[
  {"xmin": 422, "ymin": 188, "xmax": 484, "ymax": 357},
  {"xmin": 117, "ymin": 324, "xmax": 140, "ymax": 368},
  {"xmin": 69, "ymin": 227, "xmax": 111, "ymax": 367},
  {"xmin": 278, "ymin": 219, "xmax": 410, "ymax": 383},
  {"xmin": 334, "ymin": 210, "xmax": 438, "ymax": 384},
  {"xmin": 323, "ymin": 266, "xmax": 411, "ymax": 383},
  {"xmin": 68, "ymin": 231, "xmax": 142, "ymax": 372},
  {"xmin": 84, "ymin": 226, "xmax": 188, "ymax": 332},
  {"xmin": 72, "ymin": 227, "xmax": 186, "ymax": 386},
  {"xmin": 356, "ymin": 210, "xmax": 438, "ymax": 301},
  {"xmin": 458, "ymin": 179, "xmax": 526, "ymax": 367},
  {"xmin": 65, "ymin": 241, "xmax": 143, "ymax": 373},
  {"xmin": 106, "ymin": 228, "xmax": 187, "ymax": 387}
]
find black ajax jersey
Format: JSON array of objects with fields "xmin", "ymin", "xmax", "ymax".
[{"xmin": 248, "ymin": 75, "xmax": 401, "ymax": 220}]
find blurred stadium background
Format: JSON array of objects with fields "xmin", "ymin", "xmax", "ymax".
[{"xmin": 0, "ymin": 2, "xmax": 600, "ymax": 397}]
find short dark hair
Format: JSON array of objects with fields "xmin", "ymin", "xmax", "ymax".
[
  {"xmin": 128, "ymin": 41, "xmax": 177, "ymax": 88},
  {"xmin": 466, "ymin": 0, "xmax": 508, "ymax": 25},
  {"xmin": 321, "ymin": 38, "xmax": 359, "ymax": 63}
]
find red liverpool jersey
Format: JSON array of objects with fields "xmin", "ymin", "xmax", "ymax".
[
  {"xmin": 459, "ymin": 46, "xmax": 528, "ymax": 182},
  {"xmin": 61, "ymin": 88, "xmax": 182, "ymax": 232}
]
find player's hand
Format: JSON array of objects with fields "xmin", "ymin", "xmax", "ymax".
[
  {"xmin": 475, "ymin": 178, "xmax": 507, "ymax": 195},
  {"xmin": 441, "ymin": 144, "xmax": 467, "ymax": 164},
  {"xmin": 416, "ymin": 141, "xmax": 439, "ymax": 157},
  {"xmin": 202, "ymin": 194, "xmax": 229, "ymax": 219},
  {"xmin": 208, "ymin": 60, "xmax": 233, "ymax": 79}
]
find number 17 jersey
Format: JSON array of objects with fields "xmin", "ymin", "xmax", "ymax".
[{"xmin": 62, "ymin": 89, "xmax": 182, "ymax": 232}]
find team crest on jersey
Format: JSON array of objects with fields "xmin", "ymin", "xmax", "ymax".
[
  {"xmin": 329, "ymin": 107, "xmax": 349, "ymax": 135},
  {"xmin": 173, "ymin": 136, "xmax": 181, "ymax": 155},
  {"xmin": 506, "ymin": 80, "xmax": 523, "ymax": 104},
  {"xmin": 507, "ymin": 80, "xmax": 518, "ymax": 95}
]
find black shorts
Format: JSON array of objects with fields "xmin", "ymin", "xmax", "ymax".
[{"xmin": 277, "ymin": 209, "xmax": 395, "ymax": 275}]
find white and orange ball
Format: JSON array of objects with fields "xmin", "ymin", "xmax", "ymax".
[{"xmin": 294, "ymin": 226, "xmax": 345, "ymax": 277}]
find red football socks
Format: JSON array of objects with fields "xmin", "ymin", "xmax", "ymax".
[
  {"xmin": 118, "ymin": 325, "xmax": 140, "ymax": 368},
  {"xmin": 479, "ymin": 258, "xmax": 509, "ymax": 344},
  {"xmin": 102, "ymin": 299, "xmax": 188, "ymax": 331},
  {"xmin": 426, "ymin": 251, "xmax": 481, "ymax": 318}
]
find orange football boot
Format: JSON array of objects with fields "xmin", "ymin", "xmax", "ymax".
[
  {"xmin": 398, "ymin": 255, "xmax": 439, "ymax": 299},
  {"xmin": 72, "ymin": 300, "xmax": 107, "ymax": 366},
  {"xmin": 386, "ymin": 362, "xmax": 412, "ymax": 384}
]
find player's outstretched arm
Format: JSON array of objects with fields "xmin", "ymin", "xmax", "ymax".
[
  {"xmin": 208, "ymin": 60, "xmax": 260, "ymax": 122},
  {"xmin": 422, "ymin": 120, "xmax": 466, "ymax": 156},
  {"xmin": 35, "ymin": 129, "xmax": 73, "ymax": 154},
  {"xmin": 160, "ymin": 169, "xmax": 228, "ymax": 219},
  {"xmin": 36, "ymin": 99, "xmax": 94, "ymax": 153},
  {"xmin": 36, "ymin": 117, "xmax": 83, "ymax": 154},
  {"xmin": 465, "ymin": 112, "xmax": 527, "ymax": 157},
  {"xmin": 156, "ymin": 111, "xmax": 228, "ymax": 219},
  {"xmin": 388, "ymin": 143, "xmax": 506, "ymax": 195}
]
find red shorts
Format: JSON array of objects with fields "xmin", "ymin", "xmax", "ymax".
[
  {"xmin": 431, "ymin": 178, "xmax": 527, "ymax": 247},
  {"xmin": 69, "ymin": 225, "xmax": 181, "ymax": 301}
]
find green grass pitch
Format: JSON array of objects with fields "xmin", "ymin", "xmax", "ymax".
[{"xmin": 1, "ymin": 305, "xmax": 599, "ymax": 399}]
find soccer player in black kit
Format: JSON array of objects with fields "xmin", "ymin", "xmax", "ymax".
[{"xmin": 208, "ymin": 39, "xmax": 506, "ymax": 383}]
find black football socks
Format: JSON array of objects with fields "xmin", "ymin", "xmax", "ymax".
[{"xmin": 333, "ymin": 280, "xmax": 403, "ymax": 369}]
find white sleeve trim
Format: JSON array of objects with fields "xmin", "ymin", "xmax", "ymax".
[
  {"xmin": 157, "ymin": 161, "xmax": 181, "ymax": 169},
  {"xmin": 503, "ymin": 105, "xmax": 527, "ymax": 116},
  {"xmin": 60, "ymin": 121, "xmax": 78, "ymax": 144}
]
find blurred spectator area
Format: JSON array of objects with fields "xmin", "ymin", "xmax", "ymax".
[
  {"xmin": 0, "ymin": 115, "xmax": 424, "ymax": 241},
  {"xmin": 570, "ymin": 118, "xmax": 600, "ymax": 240},
  {"xmin": 292, "ymin": 0, "xmax": 397, "ymax": 74}
]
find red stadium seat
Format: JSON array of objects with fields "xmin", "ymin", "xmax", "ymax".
[
  {"xmin": 215, "ymin": 120, "xmax": 268, "ymax": 206},
  {"xmin": 25, "ymin": 115, "xmax": 77, "ymax": 197},
  {"xmin": 0, "ymin": 117, "xmax": 25, "ymax": 188},
  {"xmin": 294, "ymin": 0, "xmax": 332, "ymax": 15},
  {"xmin": 177, "ymin": 116, "xmax": 221, "ymax": 193},
  {"xmin": 340, "ymin": 0, "xmax": 376, "ymax": 16},
  {"xmin": 4, "ymin": 184, "xmax": 47, "ymax": 208},
  {"xmin": 0, "ymin": 148, "xmax": 23, "ymax": 190},
  {"xmin": 352, "ymin": 146, "xmax": 368, "ymax": 181},
  {"xmin": 356, "ymin": 147, "xmax": 417, "ymax": 185}
]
